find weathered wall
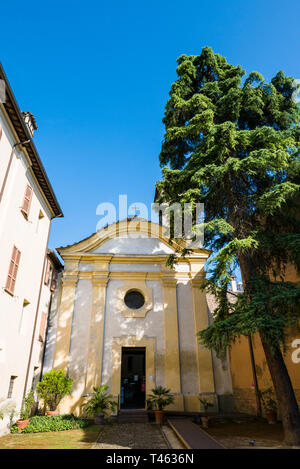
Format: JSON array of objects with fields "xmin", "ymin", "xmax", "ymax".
[
  {"xmin": 230, "ymin": 265, "xmax": 300, "ymax": 416},
  {"xmin": 230, "ymin": 327, "xmax": 300, "ymax": 416}
]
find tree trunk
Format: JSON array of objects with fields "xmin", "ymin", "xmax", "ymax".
[
  {"xmin": 260, "ymin": 339, "xmax": 300, "ymax": 446},
  {"xmin": 239, "ymin": 253, "xmax": 300, "ymax": 446}
]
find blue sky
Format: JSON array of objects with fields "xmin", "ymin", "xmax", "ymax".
[{"xmin": 1, "ymin": 0, "xmax": 299, "ymax": 253}]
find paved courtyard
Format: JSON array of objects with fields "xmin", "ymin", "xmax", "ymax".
[{"xmin": 92, "ymin": 423, "xmax": 169, "ymax": 449}]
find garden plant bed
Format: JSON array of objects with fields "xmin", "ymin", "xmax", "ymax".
[
  {"xmin": 0, "ymin": 426, "xmax": 100, "ymax": 449},
  {"xmin": 10, "ymin": 414, "xmax": 90, "ymax": 433},
  {"xmin": 204, "ymin": 420, "xmax": 285, "ymax": 448}
]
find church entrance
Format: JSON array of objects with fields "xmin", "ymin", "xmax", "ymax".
[{"xmin": 120, "ymin": 347, "xmax": 146, "ymax": 409}]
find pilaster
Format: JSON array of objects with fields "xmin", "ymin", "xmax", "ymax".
[
  {"xmin": 85, "ymin": 274, "xmax": 109, "ymax": 393},
  {"xmin": 53, "ymin": 273, "xmax": 78, "ymax": 371}
]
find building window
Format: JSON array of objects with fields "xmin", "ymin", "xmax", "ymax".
[
  {"xmin": 31, "ymin": 367, "xmax": 39, "ymax": 391},
  {"xmin": 50, "ymin": 269, "xmax": 57, "ymax": 292},
  {"xmin": 124, "ymin": 290, "xmax": 145, "ymax": 309},
  {"xmin": 21, "ymin": 184, "xmax": 33, "ymax": 219},
  {"xmin": 7, "ymin": 376, "xmax": 17, "ymax": 398},
  {"xmin": 38, "ymin": 312, "xmax": 47, "ymax": 342},
  {"xmin": 5, "ymin": 246, "xmax": 21, "ymax": 296},
  {"xmin": 44, "ymin": 259, "xmax": 53, "ymax": 286}
]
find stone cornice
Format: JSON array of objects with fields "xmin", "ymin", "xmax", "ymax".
[{"xmin": 76, "ymin": 270, "xmax": 194, "ymax": 282}]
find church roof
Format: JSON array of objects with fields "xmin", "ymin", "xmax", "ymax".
[{"xmin": 0, "ymin": 62, "xmax": 63, "ymax": 218}]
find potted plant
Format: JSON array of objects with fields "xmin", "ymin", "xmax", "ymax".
[
  {"xmin": 259, "ymin": 388, "xmax": 277, "ymax": 424},
  {"xmin": 36, "ymin": 369, "xmax": 73, "ymax": 416},
  {"xmin": 147, "ymin": 386, "xmax": 174, "ymax": 425},
  {"xmin": 199, "ymin": 397, "xmax": 214, "ymax": 428},
  {"xmin": 81, "ymin": 385, "xmax": 117, "ymax": 425},
  {"xmin": 16, "ymin": 391, "xmax": 34, "ymax": 432}
]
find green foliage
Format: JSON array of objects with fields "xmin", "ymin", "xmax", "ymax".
[
  {"xmin": 259, "ymin": 388, "xmax": 277, "ymax": 412},
  {"xmin": 147, "ymin": 386, "xmax": 175, "ymax": 411},
  {"xmin": 199, "ymin": 397, "xmax": 214, "ymax": 414},
  {"xmin": 10, "ymin": 414, "xmax": 90, "ymax": 433},
  {"xmin": 81, "ymin": 385, "xmax": 117, "ymax": 417},
  {"xmin": 20, "ymin": 391, "xmax": 35, "ymax": 420},
  {"xmin": 198, "ymin": 276, "xmax": 300, "ymax": 358},
  {"xmin": 36, "ymin": 370, "xmax": 73, "ymax": 411},
  {"xmin": 157, "ymin": 46, "xmax": 300, "ymax": 356}
]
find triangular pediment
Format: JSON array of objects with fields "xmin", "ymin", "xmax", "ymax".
[{"xmin": 56, "ymin": 219, "xmax": 211, "ymax": 260}]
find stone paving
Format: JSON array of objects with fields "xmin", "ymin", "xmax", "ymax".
[{"xmin": 92, "ymin": 422, "xmax": 169, "ymax": 449}]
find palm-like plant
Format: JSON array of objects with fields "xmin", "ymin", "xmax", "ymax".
[
  {"xmin": 199, "ymin": 397, "xmax": 214, "ymax": 416},
  {"xmin": 147, "ymin": 386, "xmax": 174, "ymax": 411},
  {"xmin": 81, "ymin": 385, "xmax": 117, "ymax": 417}
]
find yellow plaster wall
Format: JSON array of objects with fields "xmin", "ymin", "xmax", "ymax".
[
  {"xmin": 230, "ymin": 266, "xmax": 300, "ymax": 415},
  {"xmin": 230, "ymin": 327, "xmax": 300, "ymax": 415}
]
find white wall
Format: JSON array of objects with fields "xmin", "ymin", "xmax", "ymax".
[
  {"xmin": 68, "ymin": 280, "xmax": 92, "ymax": 396},
  {"xmin": 0, "ymin": 108, "xmax": 52, "ymax": 434},
  {"xmin": 92, "ymin": 235, "xmax": 174, "ymax": 255}
]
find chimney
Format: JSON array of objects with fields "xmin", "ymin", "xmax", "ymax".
[
  {"xmin": 22, "ymin": 111, "xmax": 37, "ymax": 138},
  {"xmin": 230, "ymin": 275, "xmax": 237, "ymax": 292}
]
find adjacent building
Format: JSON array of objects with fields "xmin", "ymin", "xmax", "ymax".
[{"xmin": 0, "ymin": 64, "xmax": 63, "ymax": 434}]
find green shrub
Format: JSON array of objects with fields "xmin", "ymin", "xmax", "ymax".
[
  {"xmin": 20, "ymin": 391, "xmax": 35, "ymax": 420},
  {"xmin": 81, "ymin": 385, "xmax": 117, "ymax": 417},
  {"xmin": 10, "ymin": 414, "xmax": 90, "ymax": 433},
  {"xmin": 147, "ymin": 386, "xmax": 174, "ymax": 411},
  {"xmin": 36, "ymin": 370, "xmax": 73, "ymax": 411}
]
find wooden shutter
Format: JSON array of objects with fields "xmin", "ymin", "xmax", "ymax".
[
  {"xmin": 21, "ymin": 184, "xmax": 33, "ymax": 218},
  {"xmin": 38, "ymin": 312, "xmax": 47, "ymax": 342},
  {"xmin": 44, "ymin": 259, "xmax": 51, "ymax": 285},
  {"xmin": 50, "ymin": 269, "xmax": 57, "ymax": 292},
  {"xmin": 5, "ymin": 246, "xmax": 21, "ymax": 295}
]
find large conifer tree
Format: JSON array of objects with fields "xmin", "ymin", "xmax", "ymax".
[{"xmin": 157, "ymin": 47, "xmax": 300, "ymax": 445}]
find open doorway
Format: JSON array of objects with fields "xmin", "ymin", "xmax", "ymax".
[{"xmin": 120, "ymin": 347, "xmax": 146, "ymax": 409}]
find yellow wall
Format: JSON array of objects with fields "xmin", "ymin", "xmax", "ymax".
[{"xmin": 230, "ymin": 265, "xmax": 300, "ymax": 415}]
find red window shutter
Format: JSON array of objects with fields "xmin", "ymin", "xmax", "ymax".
[
  {"xmin": 21, "ymin": 184, "xmax": 33, "ymax": 218},
  {"xmin": 38, "ymin": 312, "xmax": 47, "ymax": 342},
  {"xmin": 44, "ymin": 259, "xmax": 51, "ymax": 285},
  {"xmin": 50, "ymin": 269, "xmax": 57, "ymax": 292},
  {"xmin": 5, "ymin": 246, "xmax": 21, "ymax": 295}
]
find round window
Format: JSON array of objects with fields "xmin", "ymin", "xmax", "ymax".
[{"xmin": 124, "ymin": 290, "xmax": 145, "ymax": 309}]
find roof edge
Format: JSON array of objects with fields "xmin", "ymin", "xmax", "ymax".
[{"xmin": 0, "ymin": 62, "xmax": 63, "ymax": 218}]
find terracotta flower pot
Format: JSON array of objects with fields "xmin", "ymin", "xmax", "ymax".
[
  {"xmin": 95, "ymin": 414, "xmax": 105, "ymax": 425},
  {"xmin": 154, "ymin": 410, "xmax": 164, "ymax": 425},
  {"xmin": 16, "ymin": 419, "xmax": 29, "ymax": 432},
  {"xmin": 201, "ymin": 416, "xmax": 209, "ymax": 428},
  {"xmin": 265, "ymin": 410, "xmax": 277, "ymax": 424},
  {"xmin": 46, "ymin": 409, "xmax": 60, "ymax": 416},
  {"xmin": 147, "ymin": 411, "xmax": 155, "ymax": 422}
]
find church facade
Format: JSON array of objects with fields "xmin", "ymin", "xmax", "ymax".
[{"xmin": 43, "ymin": 219, "xmax": 233, "ymax": 414}]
